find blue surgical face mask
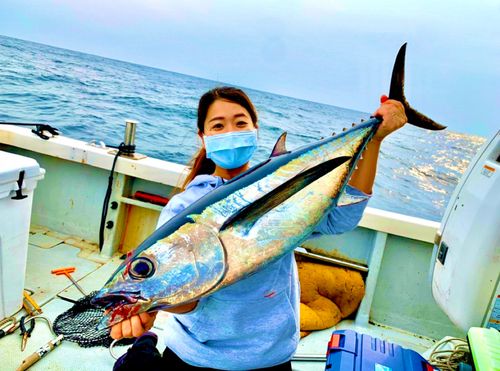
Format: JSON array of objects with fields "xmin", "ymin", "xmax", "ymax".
[{"xmin": 204, "ymin": 130, "xmax": 258, "ymax": 170}]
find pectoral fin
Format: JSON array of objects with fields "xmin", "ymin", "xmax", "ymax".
[
  {"xmin": 220, "ymin": 156, "xmax": 351, "ymax": 231},
  {"xmin": 336, "ymin": 191, "xmax": 370, "ymax": 207}
]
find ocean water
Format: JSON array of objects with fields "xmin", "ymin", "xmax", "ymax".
[{"xmin": 0, "ymin": 35, "xmax": 486, "ymax": 222}]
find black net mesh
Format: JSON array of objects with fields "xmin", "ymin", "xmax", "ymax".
[{"xmin": 53, "ymin": 291, "xmax": 133, "ymax": 348}]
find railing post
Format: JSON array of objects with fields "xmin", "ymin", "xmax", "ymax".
[
  {"xmin": 355, "ymin": 231, "xmax": 388, "ymax": 327},
  {"xmin": 100, "ymin": 173, "xmax": 129, "ymax": 258},
  {"xmin": 123, "ymin": 120, "xmax": 137, "ymax": 154}
]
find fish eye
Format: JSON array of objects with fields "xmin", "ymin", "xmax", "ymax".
[{"xmin": 129, "ymin": 257, "xmax": 155, "ymax": 279}]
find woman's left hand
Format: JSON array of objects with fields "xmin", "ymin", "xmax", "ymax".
[{"xmin": 371, "ymin": 94, "xmax": 407, "ymax": 142}]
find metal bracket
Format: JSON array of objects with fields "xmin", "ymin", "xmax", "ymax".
[
  {"xmin": 31, "ymin": 124, "xmax": 60, "ymax": 140},
  {"xmin": 437, "ymin": 242, "xmax": 449, "ymax": 265},
  {"xmin": 87, "ymin": 140, "xmax": 108, "ymax": 149},
  {"xmin": 11, "ymin": 170, "xmax": 28, "ymax": 200},
  {"xmin": 107, "ymin": 150, "xmax": 147, "ymax": 160}
]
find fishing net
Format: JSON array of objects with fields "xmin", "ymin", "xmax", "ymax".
[{"xmin": 53, "ymin": 291, "xmax": 133, "ymax": 348}]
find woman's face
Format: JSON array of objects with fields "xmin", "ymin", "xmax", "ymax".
[{"xmin": 202, "ymin": 99, "xmax": 256, "ymax": 138}]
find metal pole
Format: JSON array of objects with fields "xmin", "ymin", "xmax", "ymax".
[
  {"xmin": 292, "ymin": 354, "xmax": 327, "ymax": 362},
  {"xmin": 124, "ymin": 120, "xmax": 138, "ymax": 153}
]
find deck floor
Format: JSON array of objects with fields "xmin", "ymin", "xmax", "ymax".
[{"xmin": 1, "ymin": 227, "xmax": 436, "ymax": 371}]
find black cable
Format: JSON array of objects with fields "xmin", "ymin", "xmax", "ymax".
[
  {"xmin": 98, "ymin": 143, "xmax": 136, "ymax": 252},
  {"xmin": 99, "ymin": 143, "xmax": 123, "ymax": 251}
]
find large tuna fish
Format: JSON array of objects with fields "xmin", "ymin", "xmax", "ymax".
[{"xmin": 92, "ymin": 43, "xmax": 445, "ymax": 328}]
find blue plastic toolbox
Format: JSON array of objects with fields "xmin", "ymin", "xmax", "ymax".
[{"xmin": 325, "ymin": 330, "xmax": 437, "ymax": 371}]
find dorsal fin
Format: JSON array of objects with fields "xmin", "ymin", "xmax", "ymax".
[{"xmin": 270, "ymin": 132, "xmax": 289, "ymax": 157}]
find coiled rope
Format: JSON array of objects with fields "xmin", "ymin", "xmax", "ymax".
[{"xmin": 427, "ymin": 337, "xmax": 471, "ymax": 371}]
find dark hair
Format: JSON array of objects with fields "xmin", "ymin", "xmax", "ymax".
[{"xmin": 177, "ymin": 86, "xmax": 258, "ymax": 193}]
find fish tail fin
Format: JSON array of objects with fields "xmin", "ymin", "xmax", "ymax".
[{"xmin": 389, "ymin": 43, "xmax": 446, "ymax": 131}]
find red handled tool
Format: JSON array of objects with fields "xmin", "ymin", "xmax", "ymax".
[{"xmin": 51, "ymin": 267, "xmax": 87, "ymax": 296}]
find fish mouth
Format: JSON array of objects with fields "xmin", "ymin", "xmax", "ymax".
[
  {"xmin": 92, "ymin": 290, "xmax": 144, "ymax": 307},
  {"xmin": 92, "ymin": 290, "xmax": 150, "ymax": 329}
]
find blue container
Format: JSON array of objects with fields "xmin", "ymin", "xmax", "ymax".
[{"xmin": 325, "ymin": 330, "xmax": 437, "ymax": 371}]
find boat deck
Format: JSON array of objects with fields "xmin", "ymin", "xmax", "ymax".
[{"xmin": 2, "ymin": 226, "xmax": 437, "ymax": 371}]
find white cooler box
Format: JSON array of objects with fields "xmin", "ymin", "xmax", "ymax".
[{"xmin": 0, "ymin": 150, "xmax": 45, "ymax": 320}]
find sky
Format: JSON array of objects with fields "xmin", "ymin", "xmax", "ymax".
[{"xmin": 0, "ymin": 0, "xmax": 498, "ymax": 139}]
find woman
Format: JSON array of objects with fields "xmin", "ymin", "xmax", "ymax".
[{"xmin": 111, "ymin": 86, "xmax": 407, "ymax": 370}]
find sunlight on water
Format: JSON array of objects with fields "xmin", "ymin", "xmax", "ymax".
[{"xmin": 376, "ymin": 128, "xmax": 486, "ymax": 221}]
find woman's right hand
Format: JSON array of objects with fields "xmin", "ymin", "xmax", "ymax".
[
  {"xmin": 110, "ymin": 311, "xmax": 157, "ymax": 340},
  {"xmin": 109, "ymin": 301, "xmax": 198, "ymax": 340}
]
